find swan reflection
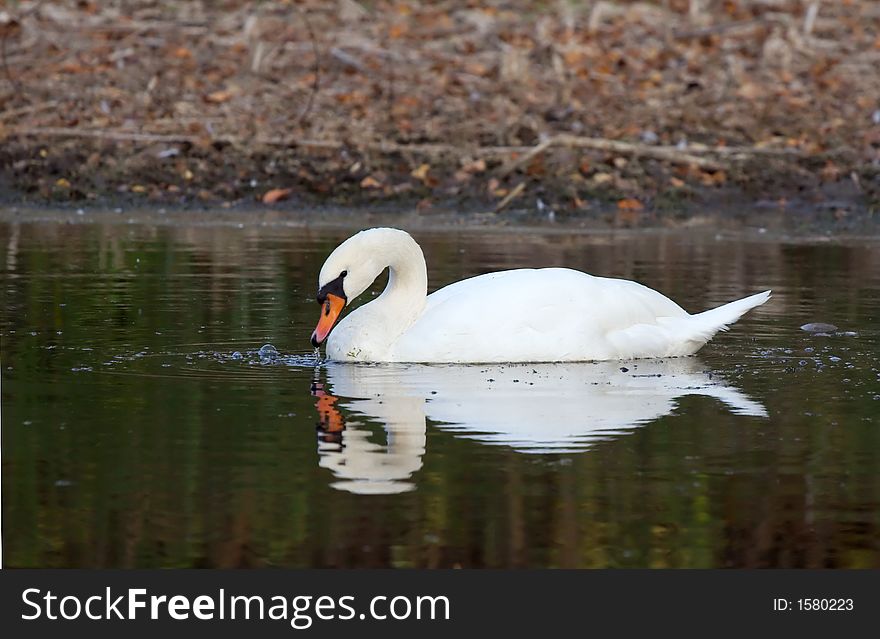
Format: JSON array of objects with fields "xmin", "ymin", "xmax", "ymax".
[{"xmin": 312, "ymin": 359, "xmax": 767, "ymax": 494}]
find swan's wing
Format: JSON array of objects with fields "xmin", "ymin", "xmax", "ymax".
[
  {"xmin": 394, "ymin": 268, "xmax": 688, "ymax": 362},
  {"xmin": 426, "ymin": 268, "xmax": 686, "ymax": 319}
]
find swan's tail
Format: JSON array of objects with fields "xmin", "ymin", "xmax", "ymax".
[
  {"xmin": 608, "ymin": 290, "xmax": 771, "ymax": 357},
  {"xmin": 683, "ymin": 290, "xmax": 771, "ymax": 343}
]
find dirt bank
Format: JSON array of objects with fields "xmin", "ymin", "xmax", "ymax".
[{"xmin": 1, "ymin": 1, "xmax": 878, "ymax": 223}]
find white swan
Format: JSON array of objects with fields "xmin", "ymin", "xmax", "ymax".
[{"xmin": 310, "ymin": 228, "xmax": 770, "ymax": 363}]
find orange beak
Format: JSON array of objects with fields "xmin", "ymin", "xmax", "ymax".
[{"xmin": 311, "ymin": 293, "xmax": 345, "ymax": 347}]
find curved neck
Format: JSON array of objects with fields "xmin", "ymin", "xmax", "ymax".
[
  {"xmin": 374, "ymin": 233, "xmax": 428, "ymax": 323},
  {"xmin": 326, "ymin": 229, "xmax": 430, "ymax": 361}
]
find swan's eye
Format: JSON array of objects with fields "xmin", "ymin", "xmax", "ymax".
[
  {"xmin": 324, "ymin": 301, "xmax": 331, "ymax": 316},
  {"xmin": 340, "ymin": 270, "xmax": 348, "ymax": 278}
]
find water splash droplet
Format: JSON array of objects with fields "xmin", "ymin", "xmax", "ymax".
[{"xmin": 258, "ymin": 344, "xmax": 279, "ymax": 361}]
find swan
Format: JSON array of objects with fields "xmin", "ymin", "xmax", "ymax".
[{"xmin": 310, "ymin": 228, "xmax": 770, "ymax": 363}]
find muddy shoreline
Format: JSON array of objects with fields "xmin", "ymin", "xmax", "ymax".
[{"xmin": 2, "ymin": 131, "xmax": 875, "ymax": 226}]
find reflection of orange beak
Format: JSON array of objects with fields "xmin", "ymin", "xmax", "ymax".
[
  {"xmin": 315, "ymin": 394, "xmax": 345, "ymax": 433},
  {"xmin": 311, "ymin": 293, "xmax": 345, "ymax": 347},
  {"xmin": 312, "ymin": 381, "xmax": 345, "ymax": 441}
]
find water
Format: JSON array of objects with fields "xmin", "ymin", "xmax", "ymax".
[{"xmin": 2, "ymin": 220, "xmax": 879, "ymax": 568}]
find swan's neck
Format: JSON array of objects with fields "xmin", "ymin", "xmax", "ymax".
[
  {"xmin": 370, "ymin": 233, "xmax": 428, "ymax": 334},
  {"xmin": 328, "ymin": 230, "xmax": 429, "ymax": 360}
]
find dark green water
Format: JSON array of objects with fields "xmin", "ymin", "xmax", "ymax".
[{"xmin": 2, "ymin": 220, "xmax": 879, "ymax": 568}]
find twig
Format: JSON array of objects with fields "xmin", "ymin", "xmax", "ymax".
[
  {"xmin": 12, "ymin": 127, "xmax": 204, "ymax": 144},
  {"xmin": 494, "ymin": 181, "xmax": 525, "ymax": 213},
  {"xmin": 353, "ymin": 140, "xmax": 530, "ymax": 157},
  {"xmin": 384, "ymin": 17, "xmax": 394, "ymax": 132},
  {"xmin": 0, "ymin": 100, "xmax": 59, "ymax": 122},
  {"xmin": 497, "ymin": 137, "xmax": 555, "ymax": 178},
  {"xmin": 1, "ymin": 0, "xmax": 46, "ymax": 94},
  {"xmin": 498, "ymin": 134, "xmax": 727, "ymax": 171},
  {"xmin": 673, "ymin": 19, "xmax": 762, "ymax": 40},
  {"xmin": 7, "ymin": 127, "xmax": 462, "ymax": 154},
  {"xmin": 296, "ymin": 6, "xmax": 320, "ymax": 125},
  {"xmin": 2, "ymin": 10, "xmax": 24, "ymax": 92},
  {"xmin": 683, "ymin": 144, "xmax": 804, "ymax": 158},
  {"xmin": 330, "ymin": 47, "xmax": 368, "ymax": 73},
  {"xmin": 1, "ymin": 23, "xmax": 17, "ymax": 91},
  {"xmin": 69, "ymin": 21, "xmax": 208, "ymax": 35},
  {"xmin": 803, "ymin": 2, "xmax": 820, "ymax": 36},
  {"xmin": 555, "ymin": 134, "xmax": 726, "ymax": 168}
]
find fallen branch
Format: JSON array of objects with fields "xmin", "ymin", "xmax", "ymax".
[
  {"xmin": 11, "ymin": 127, "xmax": 204, "ymax": 144},
  {"xmin": 494, "ymin": 181, "xmax": 525, "ymax": 213},
  {"xmin": 70, "ymin": 21, "xmax": 209, "ymax": 35},
  {"xmin": 497, "ymin": 137, "xmax": 555, "ymax": 178},
  {"xmin": 494, "ymin": 134, "xmax": 729, "ymax": 172},
  {"xmin": 9, "ymin": 127, "xmax": 529, "ymax": 156},
  {"xmin": 684, "ymin": 143, "xmax": 805, "ymax": 158},
  {"xmin": 9, "ymin": 126, "xmax": 808, "ymax": 167},
  {"xmin": 553, "ymin": 134, "xmax": 726, "ymax": 169}
]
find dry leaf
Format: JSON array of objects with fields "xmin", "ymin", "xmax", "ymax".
[
  {"xmin": 578, "ymin": 158, "xmax": 591, "ymax": 175},
  {"xmin": 205, "ymin": 89, "xmax": 235, "ymax": 104},
  {"xmin": 617, "ymin": 198, "xmax": 644, "ymax": 211},
  {"xmin": 59, "ymin": 61, "xmax": 86, "ymax": 74},
  {"xmin": 464, "ymin": 62, "xmax": 490, "ymax": 77},
  {"xmin": 360, "ymin": 176, "xmax": 382, "ymax": 189},
  {"xmin": 461, "ymin": 158, "xmax": 486, "ymax": 174},
  {"xmin": 737, "ymin": 82, "xmax": 763, "ymax": 100},
  {"xmin": 262, "ymin": 188, "xmax": 292, "ymax": 204},
  {"xmin": 0, "ymin": 13, "xmax": 21, "ymax": 38},
  {"xmin": 699, "ymin": 170, "xmax": 727, "ymax": 186},
  {"xmin": 410, "ymin": 164, "xmax": 430, "ymax": 182}
]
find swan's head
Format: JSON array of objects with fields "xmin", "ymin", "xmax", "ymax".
[{"xmin": 310, "ymin": 228, "xmax": 404, "ymax": 347}]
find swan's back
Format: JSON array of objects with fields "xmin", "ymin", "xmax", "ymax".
[{"xmin": 392, "ymin": 268, "xmax": 689, "ymax": 362}]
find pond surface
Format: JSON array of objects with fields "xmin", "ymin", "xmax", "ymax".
[{"xmin": 2, "ymin": 219, "xmax": 879, "ymax": 568}]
